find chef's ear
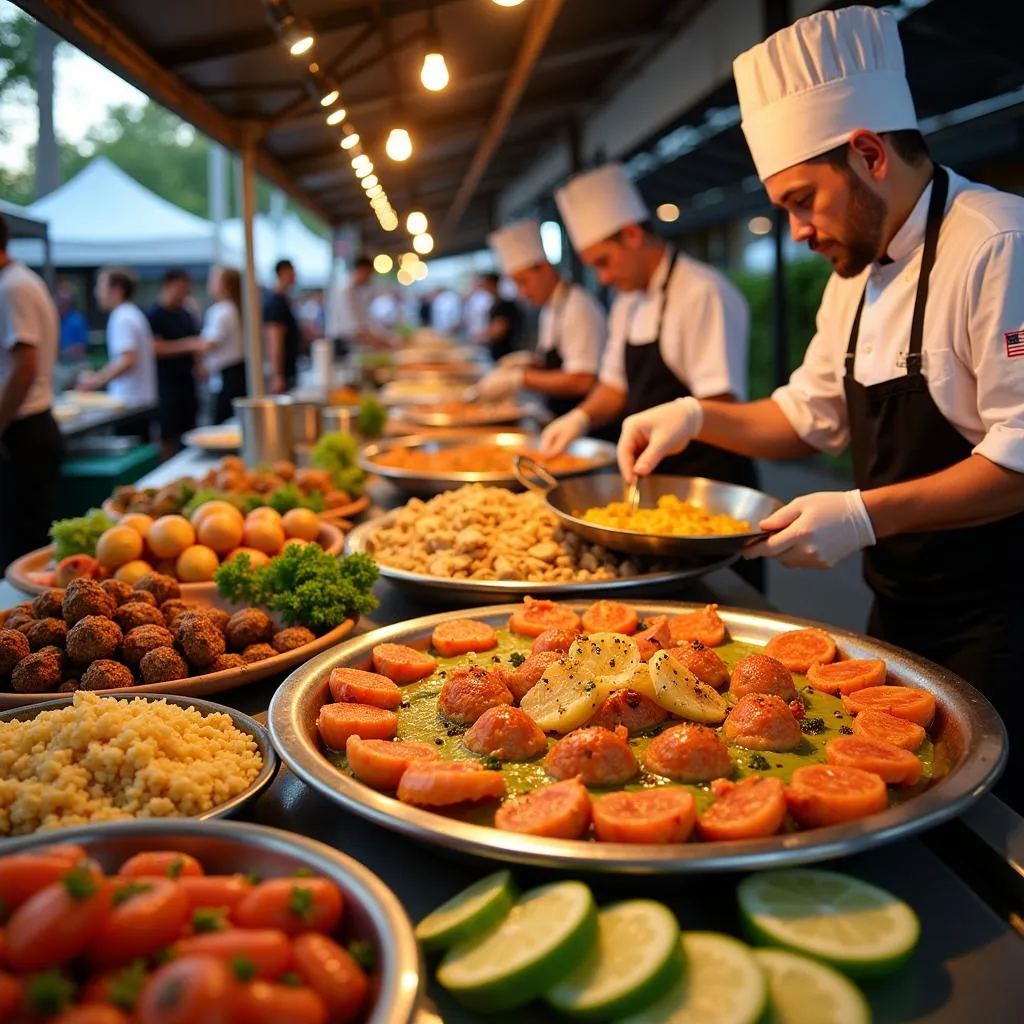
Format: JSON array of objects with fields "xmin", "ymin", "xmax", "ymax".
[
  {"xmin": 846, "ymin": 130, "xmax": 889, "ymax": 183},
  {"xmin": 616, "ymin": 222, "xmax": 648, "ymax": 251}
]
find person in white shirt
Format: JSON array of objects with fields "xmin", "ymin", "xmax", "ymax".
[
  {"xmin": 0, "ymin": 213, "xmax": 62, "ymax": 569},
  {"xmin": 325, "ymin": 256, "xmax": 392, "ymax": 357},
  {"xmin": 201, "ymin": 266, "xmax": 245, "ymax": 423},
  {"xmin": 477, "ymin": 219, "xmax": 605, "ymax": 418},
  {"xmin": 618, "ymin": 6, "xmax": 1024, "ymax": 798},
  {"xmin": 540, "ymin": 162, "xmax": 760, "ymax": 587},
  {"xmin": 82, "ymin": 267, "xmax": 158, "ymax": 419}
]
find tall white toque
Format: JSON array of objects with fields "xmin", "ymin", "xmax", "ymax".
[
  {"xmin": 733, "ymin": 5, "xmax": 919, "ymax": 182},
  {"xmin": 554, "ymin": 163, "xmax": 649, "ymax": 252},
  {"xmin": 487, "ymin": 219, "xmax": 547, "ymax": 276}
]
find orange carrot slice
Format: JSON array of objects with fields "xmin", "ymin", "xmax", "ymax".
[
  {"xmin": 580, "ymin": 600, "xmax": 639, "ymax": 636},
  {"xmin": 317, "ymin": 703, "xmax": 397, "ymax": 749},
  {"xmin": 508, "ymin": 597, "xmax": 581, "ymax": 638},
  {"xmin": 370, "ymin": 643, "xmax": 436, "ymax": 684},
  {"xmin": 430, "ymin": 619, "xmax": 498, "ymax": 657},
  {"xmin": 396, "ymin": 761, "xmax": 505, "ymax": 806},
  {"xmin": 852, "ymin": 709, "xmax": 926, "ymax": 751},
  {"xmin": 807, "ymin": 658, "xmax": 887, "ymax": 695},
  {"xmin": 345, "ymin": 736, "xmax": 440, "ymax": 790},
  {"xmin": 825, "ymin": 735, "xmax": 923, "ymax": 787},
  {"xmin": 328, "ymin": 667, "xmax": 403, "ymax": 708},
  {"xmin": 696, "ymin": 777, "xmax": 787, "ymax": 842},
  {"xmin": 841, "ymin": 685, "xmax": 936, "ymax": 727},
  {"xmin": 494, "ymin": 779, "xmax": 592, "ymax": 839},
  {"xmin": 763, "ymin": 628, "xmax": 836, "ymax": 672},
  {"xmin": 667, "ymin": 604, "xmax": 726, "ymax": 647},
  {"xmin": 591, "ymin": 788, "xmax": 696, "ymax": 844},
  {"xmin": 785, "ymin": 764, "xmax": 888, "ymax": 827}
]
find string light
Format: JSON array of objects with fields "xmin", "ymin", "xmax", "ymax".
[
  {"xmin": 264, "ymin": 1, "xmax": 315, "ymax": 56},
  {"xmin": 492, "ymin": 0, "xmax": 525, "ymax": 6},
  {"xmin": 385, "ymin": 128, "xmax": 412, "ymax": 161},
  {"xmin": 352, "ymin": 154, "xmax": 371, "ymax": 171},
  {"xmin": 361, "ymin": 174, "xmax": 379, "ymax": 190},
  {"xmin": 411, "ymin": 260, "xmax": 428, "ymax": 281},
  {"xmin": 406, "ymin": 211, "xmax": 428, "ymax": 235},
  {"xmin": 373, "ymin": 254, "xmax": 393, "ymax": 274},
  {"xmin": 397, "ymin": 267, "xmax": 414, "ymax": 286},
  {"xmin": 340, "ymin": 131, "xmax": 360, "ymax": 150},
  {"xmin": 420, "ymin": 52, "xmax": 449, "ymax": 91},
  {"xmin": 381, "ymin": 216, "xmax": 399, "ymax": 231},
  {"xmin": 354, "ymin": 163, "xmax": 373, "ymax": 179},
  {"xmin": 399, "ymin": 252, "xmax": 418, "ymax": 268},
  {"xmin": 412, "ymin": 232, "xmax": 434, "ymax": 255},
  {"xmin": 366, "ymin": 184, "xmax": 383, "ymax": 199},
  {"xmin": 325, "ymin": 107, "xmax": 347, "ymax": 126}
]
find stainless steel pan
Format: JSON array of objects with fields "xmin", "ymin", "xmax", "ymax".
[{"xmin": 514, "ymin": 455, "xmax": 783, "ymax": 560}]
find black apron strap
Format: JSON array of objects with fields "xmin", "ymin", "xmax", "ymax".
[{"xmin": 626, "ymin": 245, "xmax": 677, "ymax": 345}]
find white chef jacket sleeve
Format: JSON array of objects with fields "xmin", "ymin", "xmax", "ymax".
[
  {"xmin": 965, "ymin": 230, "xmax": 1024, "ymax": 474},
  {"xmin": 596, "ymin": 295, "xmax": 633, "ymax": 394},
  {"xmin": 664, "ymin": 271, "xmax": 750, "ymax": 401},
  {"xmin": 558, "ymin": 289, "xmax": 605, "ymax": 375},
  {"xmin": 1, "ymin": 277, "xmax": 41, "ymax": 350},
  {"xmin": 770, "ymin": 274, "xmax": 850, "ymax": 455}
]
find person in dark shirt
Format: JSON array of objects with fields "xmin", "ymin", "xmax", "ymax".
[
  {"xmin": 478, "ymin": 272, "xmax": 523, "ymax": 362},
  {"xmin": 262, "ymin": 259, "xmax": 301, "ymax": 393},
  {"xmin": 147, "ymin": 268, "xmax": 207, "ymax": 459},
  {"xmin": 56, "ymin": 281, "xmax": 88, "ymax": 360}
]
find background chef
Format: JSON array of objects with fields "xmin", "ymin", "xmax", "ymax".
[
  {"xmin": 618, "ymin": 6, "xmax": 1024, "ymax": 802},
  {"xmin": 541, "ymin": 162, "xmax": 762, "ymax": 589},
  {"xmin": 475, "ymin": 219, "xmax": 605, "ymax": 420}
]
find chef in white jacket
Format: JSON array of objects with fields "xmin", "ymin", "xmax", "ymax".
[
  {"xmin": 476, "ymin": 219, "xmax": 605, "ymax": 418},
  {"xmin": 617, "ymin": 5, "xmax": 1024, "ymax": 801}
]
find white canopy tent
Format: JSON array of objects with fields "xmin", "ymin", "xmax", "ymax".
[
  {"xmin": 220, "ymin": 212, "xmax": 331, "ymax": 289},
  {"xmin": 8, "ymin": 157, "xmax": 244, "ymax": 267}
]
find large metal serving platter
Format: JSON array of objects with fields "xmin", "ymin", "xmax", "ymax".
[
  {"xmin": 269, "ymin": 602, "xmax": 1007, "ymax": 874},
  {"xmin": 2, "ymin": 819, "xmax": 423, "ymax": 1024},
  {"xmin": 345, "ymin": 515, "xmax": 736, "ymax": 603},
  {"xmin": 359, "ymin": 432, "xmax": 616, "ymax": 497}
]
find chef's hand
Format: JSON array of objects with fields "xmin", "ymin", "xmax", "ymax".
[
  {"xmin": 743, "ymin": 490, "xmax": 876, "ymax": 569},
  {"xmin": 498, "ymin": 351, "xmax": 538, "ymax": 370},
  {"xmin": 476, "ymin": 366, "xmax": 524, "ymax": 401},
  {"xmin": 617, "ymin": 396, "xmax": 703, "ymax": 480},
  {"xmin": 539, "ymin": 408, "xmax": 590, "ymax": 457}
]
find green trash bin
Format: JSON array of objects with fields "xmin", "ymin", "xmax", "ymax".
[{"xmin": 57, "ymin": 444, "xmax": 163, "ymax": 519}]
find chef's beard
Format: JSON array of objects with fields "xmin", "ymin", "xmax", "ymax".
[{"xmin": 813, "ymin": 172, "xmax": 888, "ymax": 278}]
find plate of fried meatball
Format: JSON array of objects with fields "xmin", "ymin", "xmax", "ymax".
[{"xmin": 0, "ymin": 572, "xmax": 356, "ymax": 708}]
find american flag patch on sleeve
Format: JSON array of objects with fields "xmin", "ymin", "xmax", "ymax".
[{"xmin": 1005, "ymin": 330, "xmax": 1024, "ymax": 358}]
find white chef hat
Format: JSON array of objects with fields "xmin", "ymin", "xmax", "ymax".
[
  {"xmin": 555, "ymin": 163, "xmax": 649, "ymax": 252},
  {"xmin": 734, "ymin": 5, "xmax": 918, "ymax": 182},
  {"xmin": 488, "ymin": 219, "xmax": 547, "ymax": 276}
]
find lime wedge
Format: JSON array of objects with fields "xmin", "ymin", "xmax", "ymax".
[
  {"xmin": 437, "ymin": 880, "xmax": 597, "ymax": 1012},
  {"xmin": 618, "ymin": 932, "xmax": 766, "ymax": 1024},
  {"xmin": 754, "ymin": 948, "xmax": 871, "ymax": 1024},
  {"xmin": 545, "ymin": 899, "xmax": 683, "ymax": 1020},
  {"xmin": 738, "ymin": 869, "xmax": 919, "ymax": 978},
  {"xmin": 415, "ymin": 870, "xmax": 517, "ymax": 952}
]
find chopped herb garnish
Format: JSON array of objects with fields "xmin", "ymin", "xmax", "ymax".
[
  {"xmin": 26, "ymin": 969, "xmax": 76, "ymax": 1014},
  {"xmin": 166, "ymin": 857, "xmax": 186, "ymax": 879},
  {"xmin": 192, "ymin": 908, "xmax": 229, "ymax": 933},
  {"xmin": 748, "ymin": 754, "xmax": 771, "ymax": 771},
  {"xmin": 278, "ymin": 971, "xmax": 304, "ymax": 988},
  {"xmin": 508, "ymin": 651, "xmax": 526, "ymax": 668},
  {"xmin": 230, "ymin": 956, "xmax": 257, "ymax": 982},
  {"xmin": 293, "ymin": 866, "xmax": 315, "ymax": 878},
  {"xmin": 62, "ymin": 866, "xmax": 97, "ymax": 901},
  {"xmin": 288, "ymin": 885, "xmax": 315, "ymax": 921},
  {"xmin": 113, "ymin": 881, "xmax": 154, "ymax": 907},
  {"xmin": 108, "ymin": 960, "xmax": 148, "ymax": 1010},
  {"xmin": 838, "ymin": 725, "xmax": 854, "ymax": 735},
  {"xmin": 636, "ymin": 620, "xmax": 649, "ymax": 631},
  {"xmin": 347, "ymin": 939, "xmax": 377, "ymax": 972},
  {"xmin": 152, "ymin": 946, "xmax": 177, "ymax": 967},
  {"xmin": 244, "ymin": 870, "xmax": 262, "ymax": 885},
  {"xmin": 481, "ymin": 756, "xmax": 501, "ymax": 771},
  {"xmin": 800, "ymin": 717, "xmax": 827, "ymax": 735},
  {"xmin": 583, "ymin": 681, "xmax": 597, "ymax": 693}
]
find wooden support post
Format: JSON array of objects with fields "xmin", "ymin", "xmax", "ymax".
[{"xmin": 241, "ymin": 130, "xmax": 264, "ymax": 399}]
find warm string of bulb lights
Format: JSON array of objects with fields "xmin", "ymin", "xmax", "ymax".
[{"xmin": 266, "ymin": 0, "xmax": 527, "ymax": 262}]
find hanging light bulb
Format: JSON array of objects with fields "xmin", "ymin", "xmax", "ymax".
[
  {"xmin": 352, "ymin": 154, "xmax": 371, "ymax": 171},
  {"xmin": 411, "ymin": 260, "xmax": 428, "ymax": 281},
  {"xmin": 492, "ymin": 0, "xmax": 525, "ymax": 6},
  {"xmin": 412, "ymin": 232, "xmax": 434, "ymax": 255},
  {"xmin": 325, "ymin": 107, "xmax": 347, "ymax": 126},
  {"xmin": 406, "ymin": 211, "xmax": 428, "ymax": 235},
  {"xmin": 340, "ymin": 131, "xmax": 360, "ymax": 150},
  {"xmin": 385, "ymin": 128, "xmax": 413, "ymax": 161},
  {"xmin": 366, "ymin": 184, "xmax": 383, "ymax": 199},
  {"xmin": 354, "ymin": 162, "xmax": 373, "ymax": 179},
  {"xmin": 373, "ymin": 254, "xmax": 393, "ymax": 274},
  {"xmin": 396, "ymin": 267, "xmax": 414, "ymax": 286},
  {"xmin": 361, "ymin": 174, "xmax": 379, "ymax": 190},
  {"xmin": 381, "ymin": 215, "xmax": 399, "ymax": 232},
  {"xmin": 420, "ymin": 52, "xmax": 449, "ymax": 92},
  {"xmin": 265, "ymin": 2, "xmax": 316, "ymax": 55},
  {"xmin": 283, "ymin": 24, "xmax": 314, "ymax": 55}
]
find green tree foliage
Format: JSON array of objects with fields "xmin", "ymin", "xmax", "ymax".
[{"xmin": 0, "ymin": 8, "xmax": 35, "ymax": 102}]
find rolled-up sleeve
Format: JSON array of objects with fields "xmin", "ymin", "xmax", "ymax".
[
  {"xmin": 966, "ymin": 231, "xmax": 1024, "ymax": 473},
  {"xmin": 771, "ymin": 275, "xmax": 850, "ymax": 455}
]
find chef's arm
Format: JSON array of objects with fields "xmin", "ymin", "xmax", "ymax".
[
  {"xmin": 697, "ymin": 398, "xmax": 817, "ymax": 459},
  {"xmin": 863, "ymin": 454, "xmax": 1024, "ymax": 537},
  {"xmin": 83, "ymin": 351, "xmax": 135, "ymax": 389},
  {"xmin": 522, "ymin": 368, "xmax": 595, "ymax": 398},
  {"xmin": 153, "ymin": 336, "xmax": 212, "ymax": 357},
  {"xmin": 0, "ymin": 343, "xmax": 36, "ymax": 435},
  {"xmin": 579, "ymin": 383, "xmax": 628, "ymax": 429}
]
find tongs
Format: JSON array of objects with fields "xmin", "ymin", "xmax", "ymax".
[{"xmin": 624, "ymin": 477, "xmax": 641, "ymax": 513}]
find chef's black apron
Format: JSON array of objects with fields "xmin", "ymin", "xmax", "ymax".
[
  {"xmin": 843, "ymin": 165, "xmax": 1022, "ymax": 806},
  {"xmin": 623, "ymin": 250, "xmax": 764, "ymax": 591}
]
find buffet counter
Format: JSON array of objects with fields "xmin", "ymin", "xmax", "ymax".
[{"xmin": 2, "ymin": 445, "xmax": 1021, "ymax": 1022}]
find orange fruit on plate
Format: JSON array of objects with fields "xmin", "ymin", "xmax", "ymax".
[
  {"xmin": 148, "ymin": 515, "xmax": 196, "ymax": 559},
  {"xmin": 282, "ymin": 507, "xmax": 320, "ymax": 542},
  {"xmin": 197, "ymin": 512, "xmax": 244, "ymax": 554},
  {"xmin": 95, "ymin": 525, "xmax": 144, "ymax": 569},
  {"xmin": 119, "ymin": 513, "xmax": 153, "ymax": 539},
  {"xmin": 244, "ymin": 519, "xmax": 285, "ymax": 556},
  {"xmin": 114, "ymin": 559, "xmax": 152, "ymax": 584},
  {"xmin": 176, "ymin": 544, "xmax": 220, "ymax": 582}
]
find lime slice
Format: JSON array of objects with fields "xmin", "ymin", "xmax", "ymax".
[
  {"xmin": 545, "ymin": 899, "xmax": 683, "ymax": 1020},
  {"xmin": 754, "ymin": 948, "xmax": 871, "ymax": 1024},
  {"xmin": 738, "ymin": 869, "xmax": 919, "ymax": 978},
  {"xmin": 618, "ymin": 932, "xmax": 766, "ymax": 1024},
  {"xmin": 437, "ymin": 880, "xmax": 598, "ymax": 1012},
  {"xmin": 415, "ymin": 870, "xmax": 517, "ymax": 952}
]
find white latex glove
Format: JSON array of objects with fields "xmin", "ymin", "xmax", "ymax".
[
  {"xmin": 743, "ymin": 490, "xmax": 876, "ymax": 569},
  {"xmin": 498, "ymin": 351, "xmax": 538, "ymax": 369},
  {"xmin": 617, "ymin": 396, "xmax": 704, "ymax": 480},
  {"xmin": 476, "ymin": 366, "xmax": 524, "ymax": 401},
  {"xmin": 540, "ymin": 407, "xmax": 590, "ymax": 457}
]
